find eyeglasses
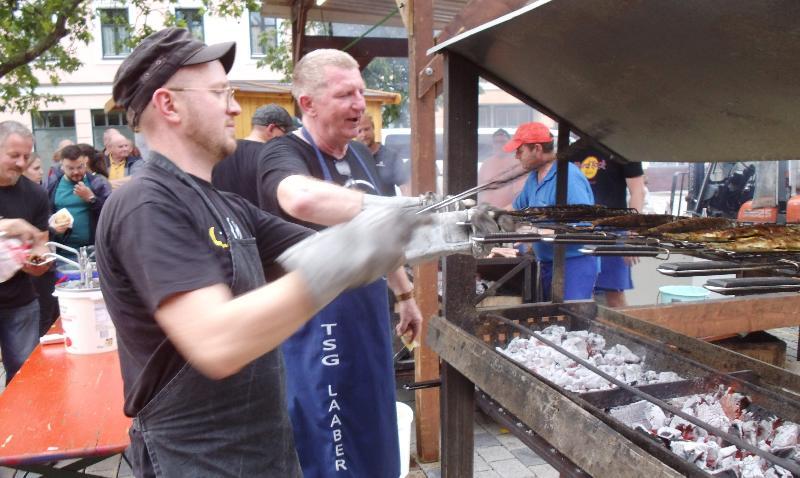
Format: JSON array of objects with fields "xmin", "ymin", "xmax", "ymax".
[{"xmin": 166, "ymin": 86, "xmax": 237, "ymax": 110}]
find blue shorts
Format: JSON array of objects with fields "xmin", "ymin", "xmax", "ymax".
[
  {"xmin": 540, "ymin": 255, "xmax": 599, "ymax": 301},
  {"xmin": 595, "ymin": 256, "xmax": 633, "ymax": 291}
]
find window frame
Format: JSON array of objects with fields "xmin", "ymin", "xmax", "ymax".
[
  {"xmin": 175, "ymin": 8, "xmax": 205, "ymax": 42},
  {"xmin": 99, "ymin": 7, "xmax": 131, "ymax": 59},
  {"xmin": 249, "ymin": 11, "xmax": 277, "ymax": 58}
]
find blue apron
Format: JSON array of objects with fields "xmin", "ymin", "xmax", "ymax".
[
  {"xmin": 127, "ymin": 155, "xmax": 301, "ymax": 477},
  {"xmin": 281, "ymin": 130, "xmax": 400, "ymax": 478}
]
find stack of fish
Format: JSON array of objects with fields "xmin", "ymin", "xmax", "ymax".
[
  {"xmin": 497, "ymin": 325, "xmax": 682, "ymax": 392},
  {"xmin": 610, "ymin": 386, "xmax": 797, "ymax": 477}
]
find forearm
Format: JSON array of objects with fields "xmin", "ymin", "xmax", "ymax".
[
  {"xmin": 277, "ymin": 175, "xmax": 364, "ymax": 226},
  {"xmin": 156, "ymin": 272, "xmax": 320, "ymax": 379},
  {"xmin": 386, "ymin": 267, "xmax": 413, "ymax": 295},
  {"xmin": 626, "ymin": 176, "xmax": 646, "ymax": 212}
]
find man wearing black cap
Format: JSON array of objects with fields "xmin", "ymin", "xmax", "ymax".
[
  {"xmin": 212, "ymin": 104, "xmax": 296, "ymax": 205},
  {"xmin": 95, "ymin": 27, "xmax": 425, "ymax": 477}
]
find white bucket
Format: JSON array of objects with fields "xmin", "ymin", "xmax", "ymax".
[
  {"xmin": 53, "ymin": 284, "xmax": 116, "ymax": 354},
  {"xmin": 396, "ymin": 402, "xmax": 413, "ymax": 478}
]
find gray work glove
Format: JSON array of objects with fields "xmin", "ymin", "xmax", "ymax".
[
  {"xmin": 405, "ymin": 210, "xmax": 472, "ymax": 264},
  {"xmin": 362, "ymin": 194, "xmax": 423, "ymax": 210},
  {"xmin": 278, "ymin": 207, "xmax": 430, "ymax": 307},
  {"xmin": 469, "ymin": 205, "xmax": 517, "ymax": 257}
]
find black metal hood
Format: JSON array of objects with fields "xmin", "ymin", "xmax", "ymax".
[{"xmin": 430, "ymin": 0, "xmax": 800, "ymax": 163}]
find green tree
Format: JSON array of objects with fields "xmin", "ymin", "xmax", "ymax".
[{"xmin": 0, "ymin": 0, "xmax": 258, "ymax": 114}]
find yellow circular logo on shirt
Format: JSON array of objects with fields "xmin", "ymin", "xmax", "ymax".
[{"xmin": 580, "ymin": 156, "xmax": 600, "ymax": 179}]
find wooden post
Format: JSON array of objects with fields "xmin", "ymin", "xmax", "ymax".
[
  {"xmin": 407, "ymin": 0, "xmax": 441, "ymax": 464},
  {"xmin": 441, "ymin": 51, "xmax": 480, "ymax": 478}
]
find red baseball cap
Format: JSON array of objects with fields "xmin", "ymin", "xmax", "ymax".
[{"xmin": 503, "ymin": 122, "xmax": 554, "ymax": 152}]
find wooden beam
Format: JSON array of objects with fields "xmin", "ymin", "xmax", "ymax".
[
  {"xmin": 395, "ymin": 0, "xmax": 411, "ymax": 33},
  {"xmin": 407, "ymin": 0, "xmax": 441, "ymax": 464},
  {"xmin": 301, "ymin": 36, "xmax": 408, "ymax": 69},
  {"xmin": 440, "ymin": 51, "xmax": 480, "ymax": 478},
  {"xmin": 291, "ymin": 0, "xmax": 312, "ymax": 64}
]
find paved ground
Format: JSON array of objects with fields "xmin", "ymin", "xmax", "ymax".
[{"xmin": 1, "ymin": 326, "xmax": 799, "ymax": 477}]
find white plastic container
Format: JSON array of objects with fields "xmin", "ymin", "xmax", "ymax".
[
  {"xmin": 53, "ymin": 283, "xmax": 116, "ymax": 354},
  {"xmin": 396, "ymin": 402, "xmax": 414, "ymax": 478},
  {"xmin": 658, "ymin": 285, "xmax": 710, "ymax": 304}
]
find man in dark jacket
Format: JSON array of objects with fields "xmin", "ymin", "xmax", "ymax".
[
  {"xmin": 105, "ymin": 132, "xmax": 144, "ymax": 189},
  {"xmin": 48, "ymin": 144, "xmax": 111, "ymax": 256}
]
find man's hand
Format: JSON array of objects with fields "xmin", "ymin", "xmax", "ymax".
[
  {"xmin": 22, "ymin": 244, "xmax": 52, "ymax": 277},
  {"xmin": 0, "ymin": 218, "xmax": 40, "ymax": 243},
  {"xmin": 623, "ymin": 256, "xmax": 640, "ymax": 266},
  {"xmin": 53, "ymin": 222, "xmax": 70, "ymax": 234},
  {"xmin": 73, "ymin": 182, "xmax": 95, "ymax": 202},
  {"xmin": 395, "ymin": 298, "xmax": 423, "ymax": 344}
]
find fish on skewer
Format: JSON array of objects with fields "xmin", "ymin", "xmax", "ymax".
[
  {"xmin": 592, "ymin": 214, "xmax": 675, "ymax": 230},
  {"xmin": 664, "ymin": 224, "xmax": 800, "ymax": 243},
  {"xmin": 646, "ymin": 217, "xmax": 733, "ymax": 235}
]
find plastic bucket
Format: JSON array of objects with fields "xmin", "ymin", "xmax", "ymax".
[
  {"xmin": 658, "ymin": 285, "xmax": 710, "ymax": 304},
  {"xmin": 53, "ymin": 283, "xmax": 116, "ymax": 354},
  {"xmin": 396, "ymin": 402, "xmax": 414, "ymax": 478}
]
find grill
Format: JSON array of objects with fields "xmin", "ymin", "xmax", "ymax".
[{"xmin": 428, "ymin": 302, "xmax": 800, "ymax": 477}]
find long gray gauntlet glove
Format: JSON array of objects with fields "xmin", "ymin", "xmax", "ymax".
[
  {"xmin": 277, "ymin": 207, "xmax": 430, "ymax": 307},
  {"xmin": 362, "ymin": 194, "xmax": 423, "ymax": 209},
  {"xmin": 404, "ymin": 210, "xmax": 471, "ymax": 264}
]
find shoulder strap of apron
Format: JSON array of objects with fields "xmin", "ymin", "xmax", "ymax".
[{"xmin": 300, "ymin": 128, "xmax": 381, "ymax": 189}]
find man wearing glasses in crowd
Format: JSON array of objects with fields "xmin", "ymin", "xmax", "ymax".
[{"xmin": 213, "ymin": 104, "xmax": 296, "ymax": 204}]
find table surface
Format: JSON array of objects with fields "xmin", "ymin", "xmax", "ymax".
[{"xmin": 0, "ymin": 322, "xmax": 130, "ymax": 466}]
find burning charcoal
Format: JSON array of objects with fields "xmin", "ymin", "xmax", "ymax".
[
  {"xmin": 561, "ymin": 336, "xmax": 589, "ymax": 360},
  {"xmin": 772, "ymin": 424, "xmax": 800, "ymax": 450},
  {"xmin": 670, "ymin": 440, "xmax": 708, "ymax": 464},
  {"xmin": 607, "ymin": 344, "xmax": 641, "ymax": 363},
  {"xmin": 706, "ymin": 441, "xmax": 722, "ymax": 468},
  {"xmin": 586, "ymin": 333, "xmax": 606, "ymax": 353},
  {"xmin": 765, "ymin": 465, "xmax": 793, "ymax": 478},
  {"xmin": 656, "ymin": 371, "xmax": 682, "ymax": 383},
  {"xmin": 647, "ymin": 406, "xmax": 669, "ymax": 430},
  {"xmin": 610, "ymin": 400, "xmax": 652, "ymax": 429},
  {"xmin": 657, "ymin": 426, "xmax": 683, "ymax": 440},
  {"xmin": 697, "ymin": 402, "xmax": 732, "ymax": 433},
  {"xmin": 540, "ymin": 325, "xmax": 566, "ymax": 342},
  {"xmin": 720, "ymin": 392, "xmax": 751, "ymax": 420},
  {"xmin": 739, "ymin": 455, "xmax": 766, "ymax": 478}
]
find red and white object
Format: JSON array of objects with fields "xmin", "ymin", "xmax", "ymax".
[{"xmin": 53, "ymin": 286, "xmax": 116, "ymax": 355}]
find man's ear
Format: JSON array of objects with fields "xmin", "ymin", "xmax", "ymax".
[
  {"xmin": 151, "ymin": 88, "xmax": 181, "ymax": 125},
  {"xmin": 298, "ymin": 94, "xmax": 314, "ymax": 117}
]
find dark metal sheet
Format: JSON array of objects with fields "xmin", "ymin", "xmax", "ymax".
[{"xmin": 431, "ymin": 0, "xmax": 800, "ymax": 163}]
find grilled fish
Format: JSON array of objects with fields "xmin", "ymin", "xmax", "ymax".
[
  {"xmin": 592, "ymin": 214, "xmax": 675, "ymax": 229},
  {"xmin": 664, "ymin": 224, "xmax": 800, "ymax": 243},
  {"xmin": 646, "ymin": 217, "xmax": 733, "ymax": 235}
]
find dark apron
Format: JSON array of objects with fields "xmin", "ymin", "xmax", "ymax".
[
  {"xmin": 127, "ymin": 154, "xmax": 301, "ymax": 478},
  {"xmin": 280, "ymin": 131, "xmax": 400, "ymax": 478}
]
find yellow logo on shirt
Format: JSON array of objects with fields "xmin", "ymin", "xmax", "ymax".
[
  {"xmin": 580, "ymin": 156, "xmax": 600, "ymax": 179},
  {"xmin": 208, "ymin": 227, "xmax": 229, "ymax": 249}
]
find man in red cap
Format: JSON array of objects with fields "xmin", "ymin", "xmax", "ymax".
[{"xmin": 507, "ymin": 121, "xmax": 599, "ymax": 300}]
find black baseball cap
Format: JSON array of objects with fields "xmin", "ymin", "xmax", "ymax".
[
  {"xmin": 251, "ymin": 104, "xmax": 297, "ymax": 132},
  {"xmin": 112, "ymin": 27, "xmax": 236, "ymax": 129}
]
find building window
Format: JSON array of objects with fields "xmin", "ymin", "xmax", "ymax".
[
  {"xmin": 91, "ymin": 110, "xmax": 133, "ymax": 150},
  {"xmin": 175, "ymin": 8, "xmax": 204, "ymax": 41},
  {"xmin": 31, "ymin": 111, "xmax": 77, "ymax": 174},
  {"xmin": 100, "ymin": 8, "xmax": 131, "ymax": 58},
  {"xmin": 249, "ymin": 11, "xmax": 277, "ymax": 57}
]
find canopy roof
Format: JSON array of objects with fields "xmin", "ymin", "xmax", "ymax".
[{"xmin": 432, "ymin": 0, "xmax": 800, "ymax": 163}]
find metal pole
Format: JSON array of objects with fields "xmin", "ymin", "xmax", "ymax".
[{"xmin": 551, "ymin": 122, "xmax": 571, "ymax": 303}]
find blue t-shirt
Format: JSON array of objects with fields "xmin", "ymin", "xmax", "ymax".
[{"xmin": 513, "ymin": 162, "xmax": 594, "ymax": 261}]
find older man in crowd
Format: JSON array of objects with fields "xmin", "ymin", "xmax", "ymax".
[
  {"xmin": 0, "ymin": 121, "xmax": 51, "ymax": 383},
  {"xmin": 96, "ymin": 28, "xmax": 424, "ymax": 477},
  {"xmin": 105, "ymin": 132, "xmax": 143, "ymax": 188}
]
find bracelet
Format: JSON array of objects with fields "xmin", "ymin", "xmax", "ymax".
[{"xmin": 395, "ymin": 290, "xmax": 414, "ymax": 302}]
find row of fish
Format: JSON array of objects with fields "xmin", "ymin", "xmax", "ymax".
[
  {"xmin": 611, "ymin": 386, "xmax": 798, "ymax": 477},
  {"xmin": 497, "ymin": 325, "xmax": 682, "ymax": 392}
]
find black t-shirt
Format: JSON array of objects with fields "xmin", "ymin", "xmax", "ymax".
[
  {"xmin": 95, "ymin": 159, "xmax": 310, "ymax": 416},
  {"xmin": 212, "ymin": 139, "xmax": 266, "ymax": 206},
  {"xmin": 569, "ymin": 146, "xmax": 644, "ymax": 209},
  {"xmin": 257, "ymin": 134, "xmax": 381, "ymax": 230},
  {"xmin": 0, "ymin": 177, "xmax": 49, "ymax": 309}
]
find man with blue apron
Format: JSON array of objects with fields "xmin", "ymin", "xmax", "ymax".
[
  {"xmin": 97, "ymin": 29, "xmax": 425, "ymax": 478},
  {"xmin": 254, "ymin": 49, "xmax": 424, "ymax": 478}
]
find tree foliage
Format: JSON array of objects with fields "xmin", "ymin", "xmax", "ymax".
[{"xmin": 0, "ymin": 0, "xmax": 258, "ymax": 114}]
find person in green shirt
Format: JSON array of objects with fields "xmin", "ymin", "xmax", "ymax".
[{"xmin": 47, "ymin": 144, "xmax": 111, "ymax": 258}]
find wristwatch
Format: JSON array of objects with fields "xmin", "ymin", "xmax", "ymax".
[{"xmin": 88, "ymin": 196, "xmax": 97, "ymax": 204}]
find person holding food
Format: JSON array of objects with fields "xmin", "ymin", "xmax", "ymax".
[
  {"xmin": 95, "ymin": 28, "xmax": 427, "ymax": 477},
  {"xmin": 47, "ymin": 144, "xmax": 111, "ymax": 258},
  {"xmin": 0, "ymin": 121, "xmax": 51, "ymax": 383}
]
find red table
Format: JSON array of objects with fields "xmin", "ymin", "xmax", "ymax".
[{"xmin": 0, "ymin": 321, "xmax": 130, "ymax": 477}]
